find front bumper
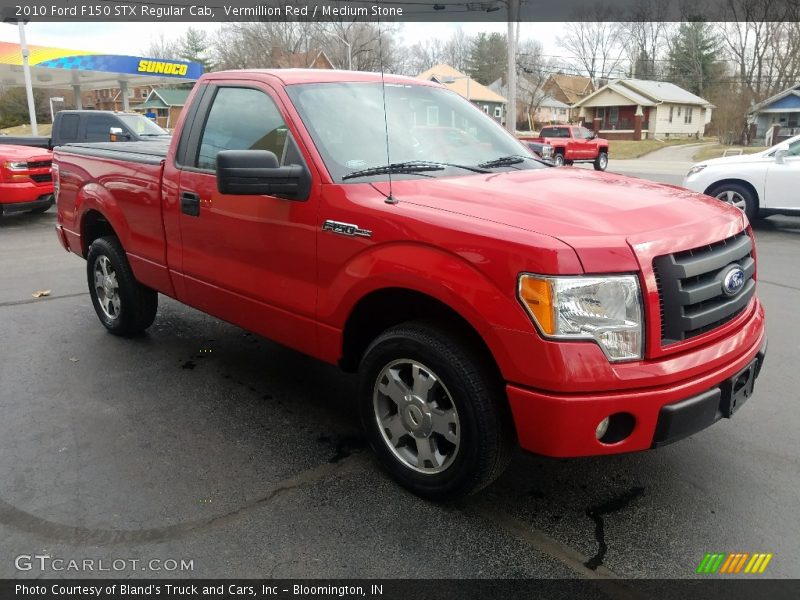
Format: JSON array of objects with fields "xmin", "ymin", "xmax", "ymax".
[
  {"xmin": 507, "ymin": 331, "xmax": 767, "ymax": 458},
  {"xmin": 0, "ymin": 193, "xmax": 54, "ymax": 215}
]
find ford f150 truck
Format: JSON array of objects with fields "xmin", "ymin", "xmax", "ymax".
[
  {"xmin": 0, "ymin": 110, "xmax": 170, "ymax": 150},
  {"xmin": 0, "ymin": 144, "xmax": 54, "ymax": 215},
  {"xmin": 520, "ymin": 125, "xmax": 609, "ymax": 169},
  {"xmin": 53, "ymin": 70, "xmax": 766, "ymax": 500}
]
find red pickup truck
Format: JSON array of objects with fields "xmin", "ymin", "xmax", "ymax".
[
  {"xmin": 521, "ymin": 125, "xmax": 609, "ymax": 170},
  {"xmin": 0, "ymin": 145, "xmax": 54, "ymax": 216},
  {"xmin": 53, "ymin": 70, "xmax": 766, "ymax": 500}
]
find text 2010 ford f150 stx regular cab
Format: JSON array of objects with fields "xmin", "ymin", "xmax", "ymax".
[{"xmin": 54, "ymin": 70, "xmax": 766, "ymax": 500}]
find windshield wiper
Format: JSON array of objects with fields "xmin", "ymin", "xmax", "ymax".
[
  {"xmin": 342, "ymin": 160, "xmax": 493, "ymax": 181},
  {"xmin": 342, "ymin": 161, "xmax": 445, "ymax": 180},
  {"xmin": 477, "ymin": 155, "xmax": 538, "ymax": 169}
]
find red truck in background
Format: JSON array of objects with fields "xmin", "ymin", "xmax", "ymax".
[
  {"xmin": 520, "ymin": 125, "xmax": 609, "ymax": 170},
  {"xmin": 53, "ymin": 70, "xmax": 766, "ymax": 500},
  {"xmin": 0, "ymin": 145, "xmax": 54, "ymax": 216}
]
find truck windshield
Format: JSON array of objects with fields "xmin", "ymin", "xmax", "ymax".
[
  {"xmin": 286, "ymin": 82, "xmax": 543, "ymax": 182},
  {"xmin": 116, "ymin": 115, "xmax": 169, "ymax": 136}
]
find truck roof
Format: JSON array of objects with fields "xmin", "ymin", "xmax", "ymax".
[{"xmin": 201, "ymin": 68, "xmax": 440, "ymax": 88}]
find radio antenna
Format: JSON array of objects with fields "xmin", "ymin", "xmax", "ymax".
[{"xmin": 377, "ymin": 17, "xmax": 397, "ymax": 205}]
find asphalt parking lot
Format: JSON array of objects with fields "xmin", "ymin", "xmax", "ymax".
[{"xmin": 1, "ymin": 201, "xmax": 798, "ymax": 581}]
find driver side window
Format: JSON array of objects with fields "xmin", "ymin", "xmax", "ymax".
[{"xmin": 196, "ymin": 87, "xmax": 290, "ymax": 171}]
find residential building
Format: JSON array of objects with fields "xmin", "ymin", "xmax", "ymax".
[
  {"xmin": 418, "ymin": 64, "xmax": 507, "ymax": 123},
  {"xmin": 574, "ymin": 79, "xmax": 713, "ymax": 140},
  {"xmin": 136, "ymin": 88, "xmax": 191, "ymax": 129},
  {"xmin": 542, "ymin": 73, "xmax": 593, "ymax": 119},
  {"xmin": 488, "ymin": 77, "xmax": 569, "ymax": 128},
  {"xmin": 748, "ymin": 83, "xmax": 800, "ymax": 145},
  {"xmin": 92, "ymin": 85, "xmax": 154, "ymax": 112},
  {"xmin": 270, "ymin": 48, "xmax": 334, "ymax": 69}
]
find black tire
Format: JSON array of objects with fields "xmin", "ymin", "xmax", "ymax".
[
  {"xmin": 553, "ymin": 152, "xmax": 565, "ymax": 167},
  {"xmin": 359, "ymin": 321, "xmax": 515, "ymax": 501},
  {"xmin": 706, "ymin": 182, "xmax": 759, "ymax": 222},
  {"xmin": 86, "ymin": 236, "xmax": 158, "ymax": 336},
  {"xmin": 593, "ymin": 150, "xmax": 608, "ymax": 171}
]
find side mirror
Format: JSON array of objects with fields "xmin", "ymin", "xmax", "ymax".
[
  {"xmin": 109, "ymin": 127, "xmax": 130, "ymax": 142},
  {"xmin": 216, "ymin": 150, "xmax": 305, "ymax": 198},
  {"xmin": 774, "ymin": 143, "xmax": 790, "ymax": 164}
]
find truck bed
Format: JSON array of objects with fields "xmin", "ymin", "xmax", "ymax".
[{"xmin": 56, "ymin": 141, "xmax": 169, "ymax": 165}]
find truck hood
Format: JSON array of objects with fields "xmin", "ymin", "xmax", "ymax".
[
  {"xmin": 0, "ymin": 144, "xmax": 52, "ymax": 162},
  {"xmin": 372, "ymin": 167, "xmax": 745, "ymax": 272}
]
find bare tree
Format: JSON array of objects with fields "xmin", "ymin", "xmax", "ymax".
[
  {"xmin": 558, "ymin": 20, "xmax": 627, "ymax": 86},
  {"xmin": 517, "ymin": 39, "xmax": 556, "ymax": 129},
  {"xmin": 618, "ymin": 1, "xmax": 673, "ymax": 79},
  {"xmin": 142, "ymin": 34, "xmax": 179, "ymax": 60}
]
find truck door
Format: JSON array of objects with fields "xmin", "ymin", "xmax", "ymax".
[
  {"xmin": 764, "ymin": 139, "xmax": 800, "ymax": 210},
  {"xmin": 171, "ymin": 82, "xmax": 320, "ymax": 355}
]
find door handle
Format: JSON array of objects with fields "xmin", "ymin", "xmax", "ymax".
[{"xmin": 180, "ymin": 190, "xmax": 200, "ymax": 217}]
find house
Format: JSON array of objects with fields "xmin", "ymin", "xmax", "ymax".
[
  {"xmin": 748, "ymin": 83, "xmax": 800, "ymax": 145},
  {"xmin": 542, "ymin": 73, "xmax": 593, "ymax": 119},
  {"xmin": 136, "ymin": 88, "xmax": 191, "ymax": 129},
  {"xmin": 574, "ymin": 79, "xmax": 713, "ymax": 140},
  {"xmin": 418, "ymin": 64, "xmax": 507, "ymax": 123},
  {"xmin": 270, "ymin": 48, "xmax": 334, "ymax": 70},
  {"xmin": 93, "ymin": 85, "xmax": 154, "ymax": 112},
  {"xmin": 488, "ymin": 77, "xmax": 569, "ymax": 128}
]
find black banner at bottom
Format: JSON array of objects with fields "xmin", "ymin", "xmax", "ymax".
[{"xmin": 3, "ymin": 579, "xmax": 800, "ymax": 600}]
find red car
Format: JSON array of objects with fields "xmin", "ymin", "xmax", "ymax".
[
  {"xmin": 0, "ymin": 145, "xmax": 54, "ymax": 216},
  {"xmin": 521, "ymin": 125, "xmax": 609, "ymax": 170},
  {"xmin": 53, "ymin": 70, "xmax": 765, "ymax": 500}
]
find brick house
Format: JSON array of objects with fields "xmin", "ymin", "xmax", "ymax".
[{"xmin": 574, "ymin": 79, "xmax": 713, "ymax": 140}]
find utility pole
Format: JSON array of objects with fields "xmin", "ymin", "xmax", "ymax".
[
  {"xmin": 506, "ymin": 0, "xmax": 518, "ymax": 134},
  {"xmin": 18, "ymin": 21, "xmax": 38, "ymax": 135}
]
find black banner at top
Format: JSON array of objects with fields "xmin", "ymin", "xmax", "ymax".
[{"xmin": 1, "ymin": 0, "xmax": 800, "ymax": 22}]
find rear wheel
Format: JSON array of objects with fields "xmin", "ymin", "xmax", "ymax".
[
  {"xmin": 707, "ymin": 182, "xmax": 758, "ymax": 222},
  {"xmin": 86, "ymin": 236, "xmax": 158, "ymax": 336},
  {"xmin": 594, "ymin": 151, "xmax": 608, "ymax": 171},
  {"xmin": 359, "ymin": 321, "xmax": 515, "ymax": 500}
]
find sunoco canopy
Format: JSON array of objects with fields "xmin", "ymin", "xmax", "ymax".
[{"xmin": 0, "ymin": 40, "xmax": 204, "ymax": 89}]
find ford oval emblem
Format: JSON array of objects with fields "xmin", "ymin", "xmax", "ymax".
[{"xmin": 722, "ymin": 265, "xmax": 746, "ymax": 297}]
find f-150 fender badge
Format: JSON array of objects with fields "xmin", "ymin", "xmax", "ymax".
[{"xmin": 322, "ymin": 220, "xmax": 372, "ymax": 238}]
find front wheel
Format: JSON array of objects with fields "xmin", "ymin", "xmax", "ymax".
[
  {"xmin": 593, "ymin": 151, "xmax": 608, "ymax": 171},
  {"xmin": 707, "ymin": 182, "xmax": 759, "ymax": 222},
  {"xmin": 359, "ymin": 321, "xmax": 515, "ymax": 500},
  {"xmin": 87, "ymin": 236, "xmax": 158, "ymax": 336},
  {"xmin": 553, "ymin": 153, "xmax": 565, "ymax": 167}
]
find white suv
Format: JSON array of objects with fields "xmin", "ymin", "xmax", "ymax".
[{"xmin": 683, "ymin": 134, "xmax": 800, "ymax": 221}]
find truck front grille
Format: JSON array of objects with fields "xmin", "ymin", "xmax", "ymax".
[
  {"xmin": 30, "ymin": 173, "xmax": 52, "ymax": 183},
  {"xmin": 653, "ymin": 231, "xmax": 755, "ymax": 345},
  {"xmin": 27, "ymin": 160, "xmax": 51, "ymax": 169}
]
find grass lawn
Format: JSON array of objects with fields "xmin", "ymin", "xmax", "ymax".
[
  {"xmin": 0, "ymin": 123, "xmax": 53, "ymax": 136},
  {"xmin": 692, "ymin": 145, "xmax": 767, "ymax": 162},
  {"xmin": 608, "ymin": 138, "xmax": 711, "ymax": 160}
]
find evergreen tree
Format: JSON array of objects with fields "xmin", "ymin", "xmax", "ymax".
[
  {"xmin": 466, "ymin": 32, "xmax": 507, "ymax": 85},
  {"xmin": 667, "ymin": 21, "xmax": 721, "ymax": 96}
]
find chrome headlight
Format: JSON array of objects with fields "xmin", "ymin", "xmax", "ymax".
[
  {"xmin": 518, "ymin": 274, "xmax": 644, "ymax": 361},
  {"xmin": 686, "ymin": 165, "xmax": 706, "ymax": 177},
  {"xmin": 5, "ymin": 161, "xmax": 28, "ymax": 171}
]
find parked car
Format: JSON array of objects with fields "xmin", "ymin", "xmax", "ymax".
[
  {"xmin": 0, "ymin": 110, "xmax": 170, "ymax": 151},
  {"xmin": 520, "ymin": 126, "xmax": 609, "ymax": 169},
  {"xmin": 0, "ymin": 145, "xmax": 54, "ymax": 215},
  {"xmin": 683, "ymin": 134, "xmax": 800, "ymax": 220},
  {"xmin": 521, "ymin": 140, "xmax": 554, "ymax": 162},
  {"xmin": 53, "ymin": 69, "xmax": 766, "ymax": 500}
]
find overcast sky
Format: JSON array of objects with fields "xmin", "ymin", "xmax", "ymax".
[{"xmin": 0, "ymin": 21, "xmax": 563, "ymax": 60}]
